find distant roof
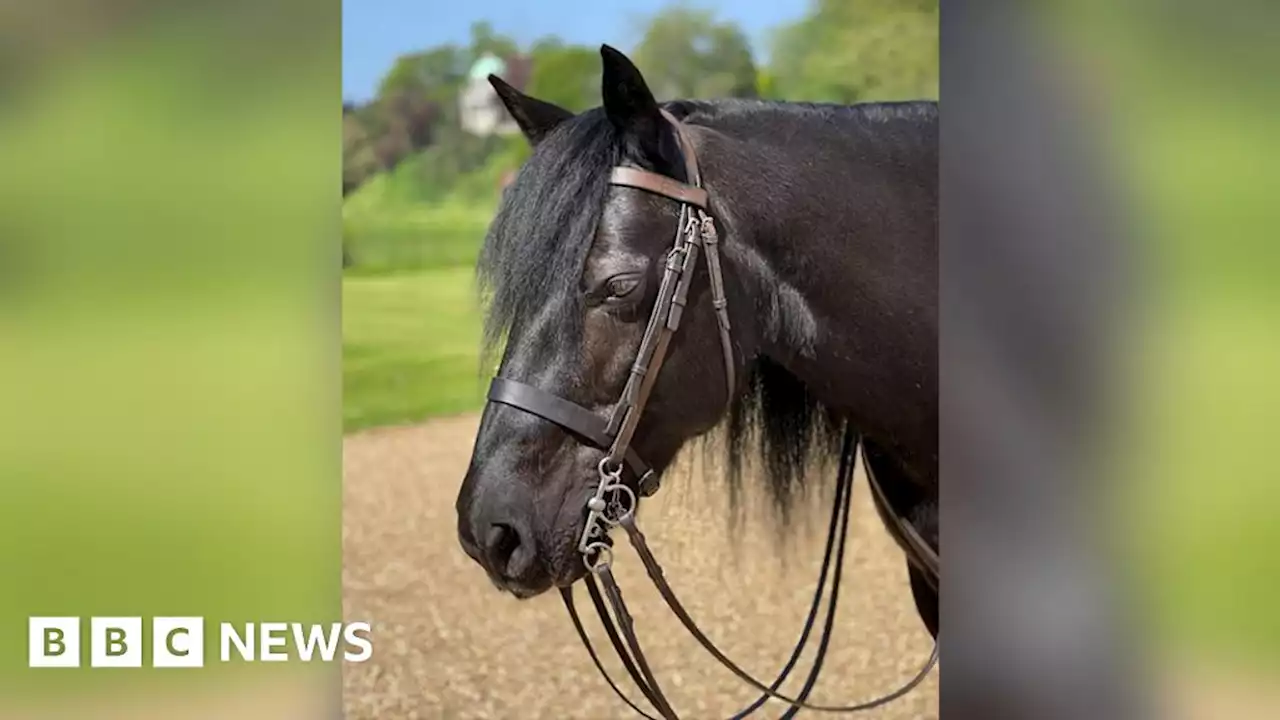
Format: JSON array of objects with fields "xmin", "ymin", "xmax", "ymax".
[{"xmin": 468, "ymin": 54, "xmax": 507, "ymax": 81}]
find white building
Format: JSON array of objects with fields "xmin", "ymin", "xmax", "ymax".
[{"xmin": 459, "ymin": 54, "xmax": 519, "ymax": 137}]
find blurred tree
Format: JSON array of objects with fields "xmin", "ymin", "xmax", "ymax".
[
  {"xmin": 382, "ymin": 90, "xmax": 438, "ymax": 148},
  {"xmin": 342, "ymin": 108, "xmax": 378, "ymax": 196},
  {"xmin": 527, "ymin": 41, "xmax": 599, "ymax": 113},
  {"xmin": 345, "ymin": 87, "xmax": 437, "ymax": 177},
  {"xmin": 378, "ymin": 46, "xmax": 464, "ymax": 98},
  {"xmin": 769, "ymin": 0, "xmax": 938, "ymax": 103},
  {"xmin": 529, "ymin": 36, "xmax": 565, "ymax": 54},
  {"xmin": 754, "ymin": 68, "xmax": 779, "ymax": 100},
  {"xmin": 342, "ymin": 2, "xmax": 942, "ymax": 219},
  {"xmin": 632, "ymin": 7, "xmax": 758, "ymax": 100},
  {"xmin": 372, "ymin": 121, "xmax": 412, "ymax": 171},
  {"xmin": 377, "ymin": 45, "xmax": 467, "ymax": 128},
  {"xmin": 467, "ymin": 21, "xmax": 519, "ymax": 65}
]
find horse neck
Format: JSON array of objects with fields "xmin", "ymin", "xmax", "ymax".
[{"xmin": 694, "ymin": 104, "xmax": 938, "ymax": 473}]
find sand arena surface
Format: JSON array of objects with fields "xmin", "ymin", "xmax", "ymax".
[{"xmin": 343, "ymin": 414, "xmax": 938, "ymax": 719}]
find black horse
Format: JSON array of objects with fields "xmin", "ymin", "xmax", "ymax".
[{"xmin": 455, "ymin": 45, "xmax": 938, "ymax": 639}]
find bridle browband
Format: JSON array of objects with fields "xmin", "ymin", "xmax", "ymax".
[{"xmin": 483, "ymin": 108, "xmax": 938, "ymax": 718}]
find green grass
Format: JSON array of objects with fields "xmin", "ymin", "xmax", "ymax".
[
  {"xmin": 343, "ymin": 201, "xmax": 493, "ymax": 274},
  {"xmin": 342, "ymin": 267, "xmax": 488, "ymax": 432},
  {"xmin": 341, "ymin": 139, "xmax": 516, "ymax": 274}
]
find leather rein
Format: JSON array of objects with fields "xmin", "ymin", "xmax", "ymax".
[{"xmin": 484, "ymin": 109, "xmax": 939, "ymax": 717}]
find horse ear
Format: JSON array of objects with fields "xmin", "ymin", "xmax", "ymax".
[
  {"xmin": 488, "ymin": 75, "xmax": 574, "ymax": 146},
  {"xmin": 599, "ymin": 44, "xmax": 665, "ymax": 160}
]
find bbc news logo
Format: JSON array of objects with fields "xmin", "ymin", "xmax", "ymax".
[{"xmin": 28, "ymin": 617, "xmax": 373, "ymax": 668}]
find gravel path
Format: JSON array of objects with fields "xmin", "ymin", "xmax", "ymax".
[{"xmin": 343, "ymin": 414, "xmax": 939, "ymax": 719}]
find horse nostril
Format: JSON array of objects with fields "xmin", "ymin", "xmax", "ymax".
[
  {"xmin": 484, "ymin": 523, "xmax": 528, "ymax": 578},
  {"xmin": 457, "ymin": 512, "xmax": 480, "ymax": 559}
]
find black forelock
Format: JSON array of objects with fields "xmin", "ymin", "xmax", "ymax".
[{"xmin": 476, "ymin": 108, "xmax": 626, "ymax": 363}]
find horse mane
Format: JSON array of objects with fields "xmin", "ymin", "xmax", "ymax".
[
  {"xmin": 714, "ymin": 358, "xmax": 846, "ymax": 527},
  {"xmin": 478, "ymin": 98, "xmax": 880, "ymax": 527}
]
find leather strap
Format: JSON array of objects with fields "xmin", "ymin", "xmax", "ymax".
[
  {"xmin": 601, "ymin": 223, "xmax": 694, "ymax": 456},
  {"xmin": 610, "ymin": 168, "xmax": 708, "ymax": 209},
  {"xmin": 598, "ymin": 565, "xmax": 679, "ymax": 719},
  {"xmin": 657, "ymin": 108, "xmax": 735, "ymax": 405},
  {"xmin": 861, "ymin": 446, "xmax": 940, "ymax": 590},
  {"xmin": 608, "ymin": 425, "xmax": 940, "ymax": 714},
  {"xmin": 698, "ymin": 215, "xmax": 735, "ymax": 403},
  {"xmin": 606, "ymin": 110, "xmax": 707, "ymax": 213},
  {"xmin": 604, "ymin": 538, "xmax": 940, "ymax": 714},
  {"xmin": 579, "ymin": 425, "xmax": 857, "ymax": 720},
  {"xmin": 561, "ymin": 585, "xmax": 661, "ymax": 720},
  {"xmin": 600, "ymin": 110, "xmax": 735, "ymax": 464},
  {"xmin": 660, "ymin": 108, "xmax": 701, "ymax": 185},
  {"xmin": 487, "ymin": 378, "xmax": 658, "ymax": 495},
  {"xmin": 735, "ymin": 424, "xmax": 857, "ymax": 718}
]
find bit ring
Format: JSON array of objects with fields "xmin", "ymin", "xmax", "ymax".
[
  {"xmin": 583, "ymin": 542, "xmax": 613, "ymax": 573},
  {"xmin": 600, "ymin": 482, "xmax": 636, "ymax": 526},
  {"xmin": 598, "ymin": 456, "xmax": 623, "ymax": 479}
]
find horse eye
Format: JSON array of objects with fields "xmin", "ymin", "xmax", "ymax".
[{"xmin": 605, "ymin": 275, "xmax": 641, "ymax": 299}]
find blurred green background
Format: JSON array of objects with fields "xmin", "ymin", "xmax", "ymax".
[
  {"xmin": 0, "ymin": 0, "xmax": 341, "ymax": 708},
  {"xmin": 1073, "ymin": 5, "xmax": 1280, "ymax": 667}
]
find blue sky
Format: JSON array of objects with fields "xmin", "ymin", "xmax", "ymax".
[{"xmin": 342, "ymin": 0, "xmax": 811, "ymax": 103}]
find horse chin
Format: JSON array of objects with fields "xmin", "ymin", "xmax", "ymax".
[
  {"xmin": 545, "ymin": 529, "xmax": 590, "ymax": 589},
  {"xmin": 508, "ymin": 583, "xmax": 550, "ymax": 600},
  {"xmin": 549, "ymin": 558, "xmax": 588, "ymax": 588},
  {"xmin": 544, "ymin": 491, "xmax": 594, "ymax": 588}
]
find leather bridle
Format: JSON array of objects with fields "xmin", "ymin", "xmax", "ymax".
[
  {"xmin": 488, "ymin": 109, "xmax": 734, "ymax": 502},
  {"xmin": 484, "ymin": 109, "xmax": 939, "ymax": 717}
]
